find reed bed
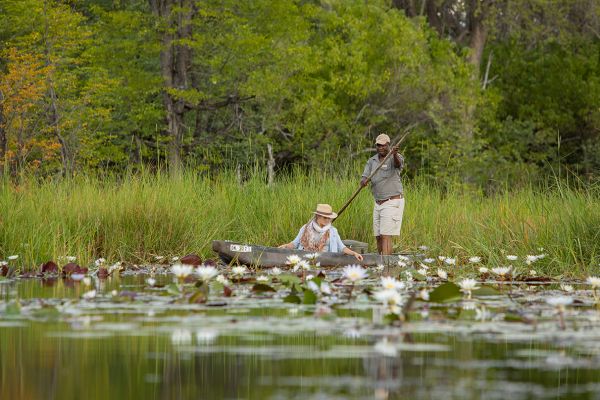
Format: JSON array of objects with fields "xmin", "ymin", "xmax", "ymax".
[{"xmin": 1, "ymin": 169, "xmax": 599, "ymax": 276}]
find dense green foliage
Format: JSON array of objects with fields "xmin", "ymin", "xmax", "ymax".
[
  {"xmin": 1, "ymin": 170, "xmax": 599, "ymax": 275},
  {"xmin": 0, "ymin": 0, "xmax": 598, "ymax": 187}
]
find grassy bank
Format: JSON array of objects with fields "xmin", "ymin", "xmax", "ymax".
[{"xmin": 1, "ymin": 170, "xmax": 599, "ymax": 276}]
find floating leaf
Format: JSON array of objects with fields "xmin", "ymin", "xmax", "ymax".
[
  {"xmin": 279, "ymin": 274, "xmax": 301, "ymax": 286},
  {"xmin": 189, "ymin": 289, "xmax": 207, "ymax": 304},
  {"xmin": 303, "ymin": 289, "xmax": 317, "ymax": 305},
  {"xmin": 429, "ymin": 282, "xmax": 461, "ymax": 303},
  {"xmin": 472, "ymin": 285, "xmax": 500, "ymax": 297},
  {"xmin": 166, "ymin": 283, "xmax": 181, "ymax": 296},
  {"xmin": 252, "ymin": 283, "xmax": 276, "ymax": 293},
  {"xmin": 283, "ymin": 294, "xmax": 301, "ymax": 304}
]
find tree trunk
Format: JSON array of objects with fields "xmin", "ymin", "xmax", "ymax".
[
  {"xmin": 467, "ymin": 0, "xmax": 488, "ymax": 71},
  {"xmin": 150, "ymin": 0, "xmax": 193, "ymax": 176},
  {"xmin": 0, "ymin": 90, "xmax": 6, "ymax": 176}
]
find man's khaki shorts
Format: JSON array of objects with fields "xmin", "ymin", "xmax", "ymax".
[{"xmin": 373, "ymin": 198, "xmax": 404, "ymax": 236}]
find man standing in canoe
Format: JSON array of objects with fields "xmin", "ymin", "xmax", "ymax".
[{"xmin": 360, "ymin": 133, "xmax": 405, "ymax": 255}]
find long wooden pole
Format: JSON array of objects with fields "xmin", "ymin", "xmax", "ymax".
[{"xmin": 335, "ymin": 131, "xmax": 410, "ymax": 220}]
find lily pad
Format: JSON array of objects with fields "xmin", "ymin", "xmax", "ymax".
[{"xmin": 429, "ymin": 282, "xmax": 462, "ymax": 303}]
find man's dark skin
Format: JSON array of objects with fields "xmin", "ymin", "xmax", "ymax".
[{"xmin": 360, "ymin": 141, "xmax": 402, "ymax": 255}]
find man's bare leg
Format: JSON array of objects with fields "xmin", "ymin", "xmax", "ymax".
[{"xmin": 381, "ymin": 235, "xmax": 393, "ymax": 255}]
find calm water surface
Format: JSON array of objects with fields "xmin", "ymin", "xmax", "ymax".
[{"xmin": 1, "ymin": 273, "xmax": 600, "ymax": 399}]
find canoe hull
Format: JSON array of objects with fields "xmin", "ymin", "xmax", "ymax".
[{"xmin": 211, "ymin": 240, "xmax": 403, "ymax": 268}]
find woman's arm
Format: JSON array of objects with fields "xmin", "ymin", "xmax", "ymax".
[
  {"xmin": 278, "ymin": 242, "xmax": 295, "ymax": 249},
  {"xmin": 278, "ymin": 225, "xmax": 305, "ymax": 249},
  {"xmin": 343, "ymin": 246, "xmax": 364, "ymax": 261}
]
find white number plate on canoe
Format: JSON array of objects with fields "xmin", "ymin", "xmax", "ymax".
[{"xmin": 230, "ymin": 244, "xmax": 252, "ymax": 252}]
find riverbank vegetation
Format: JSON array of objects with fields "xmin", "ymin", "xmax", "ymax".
[{"xmin": 1, "ymin": 169, "xmax": 598, "ymax": 275}]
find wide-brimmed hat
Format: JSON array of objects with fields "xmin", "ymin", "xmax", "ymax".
[
  {"xmin": 375, "ymin": 133, "xmax": 391, "ymax": 145},
  {"xmin": 313, "ymin": 203, "xmax": 338, "ymax": 219}
]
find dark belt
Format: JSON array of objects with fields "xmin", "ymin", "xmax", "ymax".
[{"xmin": 375, "ymin": 194, "xmax": 403, "ymax": 205}]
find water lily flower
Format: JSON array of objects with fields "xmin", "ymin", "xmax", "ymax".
[
  {"xmin": 82, "ymin": 277, "xmax": 92, "ymax": 287},
  {"xmin": 320, "ymin": 281, "xmax": 332, "ymax": 295},
  {"xmin": 306, "ymin": 274, "xmax": 314, "ymax": 280},
  {"xmin": 419, "ymin": 289, "xmax": 430, "ymax": 301},
  {"xmin": 417, "ymin": 268, "xmax": 428, "ymax": 276},
  {"xmin": 231, "ymin": 266, "xmax": 247, "ymax": 276},
  {"xmin": 536, "ymin": 253, "xmax": 547, "ymax": 259},
  {"xmin": 111, "ymin": 289, "xmax": 118, "ymax": 296},
  {"xmin": 444, "ymin": 258, "xmax": 456, "ymax": 266},
  {"xmin": 469, "ymin": 256, "xmax": 482, "ymax": 263},
  {"xmin": 270, "ymin": 267, "xmax": 282, "ymax": 276},
  {"xmin": 547, "ymin": 296, "xmax": 573, "ymax": 308},
  {"xmin": 146, "ymin": 277, "xmax": 156, "ymax": 286},
  {"xmin": 506, "ymin": 255, "xmax": 518, "ymax": 261},
  {"xmin": 491, "ymin": 266, "xmax": 512, "ymax": 277},
  {"xmin": 216, "ymin": 274, "xmax": 230, "ymax": 286},
  {"xmin": 307, "ymin": 280, "xmax": 320, "ymax": 293},
  {"xmin": 529, "ymin": 269, "xmax": 537, "ymax": 276},
  {"xmin": 418, "ymin": 263, "xmax": 429, "ymax": 271},
  {"xmin": 586, "ymin": 276, "xmax": 600, "ymax": 288},
  {"xmin": 376, "ymin": 264, "xmax": 385, "ymax": 271},
  {"xmin": 108, "ymin": 263, "xmax": 122, "ymax": 274},
  {"xmin": 560, "ymin": 284, "xmax": 574, "ymax": 293},
  {"xmin": 458, "ymin": 278, "xmax": 480, "ymax": 299},
  {"xmin": 256, "ymin": 275, "xmax": 269, "ymax": 283},
  {"xmin": 171, "ymin": 256, "xmax": 179, "ymax": 262},
  {"xmin": 196, "ymin": 265, "xmax": 219, "ymax": 281},
  {"xmin": 94, "ymin": 258, "xmax": 106, "ymax": 267},
  {"xmin": 286, "ymin": 255, "xmax": 301, "ymax": 266},
  {"xmin": 475, "ymin": 306, "xmax": 491, "ymax": 321},
  {"xmin": 418, "ymin": 245, "xmax": 429, "ymax": 251},
  {"xmin": 66, "ymin": 256, "xmax": 77, "ymax": 262},
  {"xmin": 437, "ymin": 269, "xmax": 448, "ymax": 280},
  {"xmin": 423, "ymin": 258, "xmax": 435, "ymax": 264},
  {"xmin": 381, "ymin": 276, "xmax": 405, "ymax": 291},
  {"xmin": 0, "ymin": 261, "xmax": 7, "ymax": 266},
  {"xmin": 397, "ymin": 260, "xmax": 407, "ymax": 268},
  {"xmin": 479, "ymin": 267, "xmax": 489, "ymax": 274},
  {"xmin": 304, "ymin": 253, "xmax": 320, "ymax": 261},
  {"xmin": 373, "ymin": 289, "xmax": 403, "ymax": 306},
  {"xmin": 171, "ymin": 263, "xmax": 194, "ymax": 280},
  {"xmin": 438, "ymin": 256, "xmax": 446, "ymax": 261},
  {"xmin": 294, "ymin": 260, "xmax": 311, "ymax": 272},
  {"xmin": 526, "ymin": 255, "xmax": 538, "ymax": 265},
  {"xmin": 8, "ymin": 255, "xmax": 18, "ymax": 261},
  {"xmin": 343, "ymin": 265, "xmax": 367, "ymax": 282},
  {"xmin": 82, "ymin": 290, "xmax": 96, "ymax": 300},
  {"xmin": 374, "ymin": 339, "xmax": 399, "ymax": 357},
  {"xmin": 398, "ymin": 255, "xmax": 410, "ymax": 262},
  {"xmin": 154, "ymin": 255, "xmax": 165, "ymax": 261},
  {"xmin": 404, "ymin": 271, "xmax": 413, "ymax": 282}
]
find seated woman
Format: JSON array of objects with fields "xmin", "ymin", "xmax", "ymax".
[{"xmin": 279, "ymin": 203, "xmax": 364, "ymax": 261}]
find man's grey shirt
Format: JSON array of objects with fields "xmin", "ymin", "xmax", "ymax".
[{"xmin": 361, "ymin": 154, "xmax": 404, "ymax": 201}]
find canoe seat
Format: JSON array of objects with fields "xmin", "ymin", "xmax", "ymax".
[{"xmin": 342, "ymin": 240, "xmax": 369, "ymax": 254}]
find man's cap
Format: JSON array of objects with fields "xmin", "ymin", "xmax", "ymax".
[{"xmin": 375, "ymin": 133, "xmax": 391, "ymax": 145}]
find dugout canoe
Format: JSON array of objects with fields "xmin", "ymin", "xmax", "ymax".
[{"xmin": 211, "ymin": 240, "xmax": 406, "ymax": 268}]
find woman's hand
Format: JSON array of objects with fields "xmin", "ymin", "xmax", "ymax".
[
  {"xmin": 353, "ymin": 251, "xmax": 364, "ymax": 261},
  {"xmin": 278, "ymin": 243, "xmax": 292, "ymax": 249}
]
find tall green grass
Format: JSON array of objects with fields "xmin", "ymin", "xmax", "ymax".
[{"xmin": 1, "ymin": 169, "xmax": 599, "ymax": 276}]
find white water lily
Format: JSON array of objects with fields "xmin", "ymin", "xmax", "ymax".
[
  {"xmin": 146, "ymin": 277, "xmax": 156, "ymax": 286},
  {"xmin": 458, "ymin": 278, "xmax": 480, "ymax": 299},
  {"xmin": 94, "ymin": 258, "xmax": 106, "ymax": 267},
  {"xmin": 376, "ymin": 264, "xmax": 385, "ymax": 271},
  {"xmin": 438, "ymin": 255, "xmax": 446, "ymax": 261},
  {"xmin": 417, "ymin": 268, "xmax": 428, "ymax": 276},
  {"xmin": 419, "ymin": 289, "xmax": 430, "ymax": 301},
  {"xmin": 398, "ymin": 255, "xmax": 410, "ymax": 262},
  {"xmin": 196, "ymin": 265, "xmax": 219, "ymax": 281},
  {"xmin": 256, "ymin": 275, "xmax": 269, "ymax": 283},
  {"xmin": 108, "ymin": 263, "xmax": 122, "ymax": 274},
  {"xmin": 479, "ymin": 267, "xmax": 489, "ymax": 274},
  {"xmin": 475, "ymin": 306, "xmax": 491, "ymax": 321},
  {"xmin": 469, "ymin": 256, "xmax": 482, "ymax": 263},
  {"xmin": 111, "ymin": 289, "xmax": 118, "ymax": 296},
  {"xmin": 380, "ymin": 276, "xmax": 405, "ymax": 291},
  {"xmin": 171, "ymin": 263, "xmax": 193, "ymax": 279},
  {"xmin": 526, "ymin": 255, "xmax": 538, "ymax": 265},
  {"xmin": 397, "ymin": 260, "xmax": 407, "ymax": 268},
  {"xmin": 294, "ymin": 260, "xmax": 311, "ymax": 272},
  {"xmin": 7, "ymin": 255, "xmax": 18, "ymax": 260},
  {"xmin": 529, "ymin": 269, "xmax": 537, "ymax": 276},
  {"xmin": 587, "ymin": 276, "xmax": 600, "ymax": 288},
  {"xmin": 154, "ymin": 255, "xmax": 164, "ymax": 261},
  {"xmin": 65, "ymin": 256, "xmax": 77, "ymax": 262},
  {"xmin": 307, "ymin": 280, "xmax": 320, "ymax": 293},
  {"xmin": 506, "ymin": 255, "xmax": 518, "ymax": 261},
  {"xmin": 374, "ymin": 289, "xmax": 403, "ymax": 305},
  {"xmin": 320, "ymin": 281, "xmax": 332, "ymax": 295},
  {"xmin": 423, "ymin": 258, "xmax": 435, "ymax": 264},
  {"xmin": 216, "ymin": 274, "xmax": 230, "ymax": 286},
  {"xmin": 437, "ymin": 269, "xmax": 448, "ymax": 280},
  {"xmin": 82, "ymin": 277, "xmax": 92, "ymax": 287},
  {"xmin": 304, "ymin": 253, "xmax": 320, "ymax": 261},
  {"xmin": 0, "ymin": 261, "xmax": 7, "ymax": 266},
  {"xmin": 343, "ymin": 265, "xmax": 367, "ymax": 282},
  {"xmin": 171, "ymin": 256, "xmax": 180, "ymax": 262},
  {"xmin": 491, "ymin": 266, "xmax": 512, "ymax": 277},
  {"xmin": 546, "ymin": 296, "xmax": 573, "ymax": 308},
  {"xmin": 418, "ymin": 263, "xmax": 429, "ymax": 271},
  {"xmin": 560, "ymin": 284, "xmax": 574, "ymax": 293},
  {"xmin": 82, "ymin": 290, "xmax": 96, "ymax": 300},
  {"xmin": 270, "ymin": 267, "xmax": 282, "ymax": 276},
  {"xmin": 444, "ymin": 258, "xmax": 456, "ymax": 266},
  {"xmin": 286, "ymin": 255, "xmax": 301, "ymax": 265},
  {"xmin": 231, "ymin": 266, "xmax": 247, "ymax": 276},
  {"xmin": 404, "ymin": 271, "xmax": 413, "ymax": 282}
]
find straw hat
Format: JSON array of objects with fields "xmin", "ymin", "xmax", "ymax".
[
  {"xmin": 375, "ymin": 133, "xmax": 391, "ymax": 145},
  {"xmin": 313, "ymin": 203, "xmax": 338, "ymax": 219}
]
